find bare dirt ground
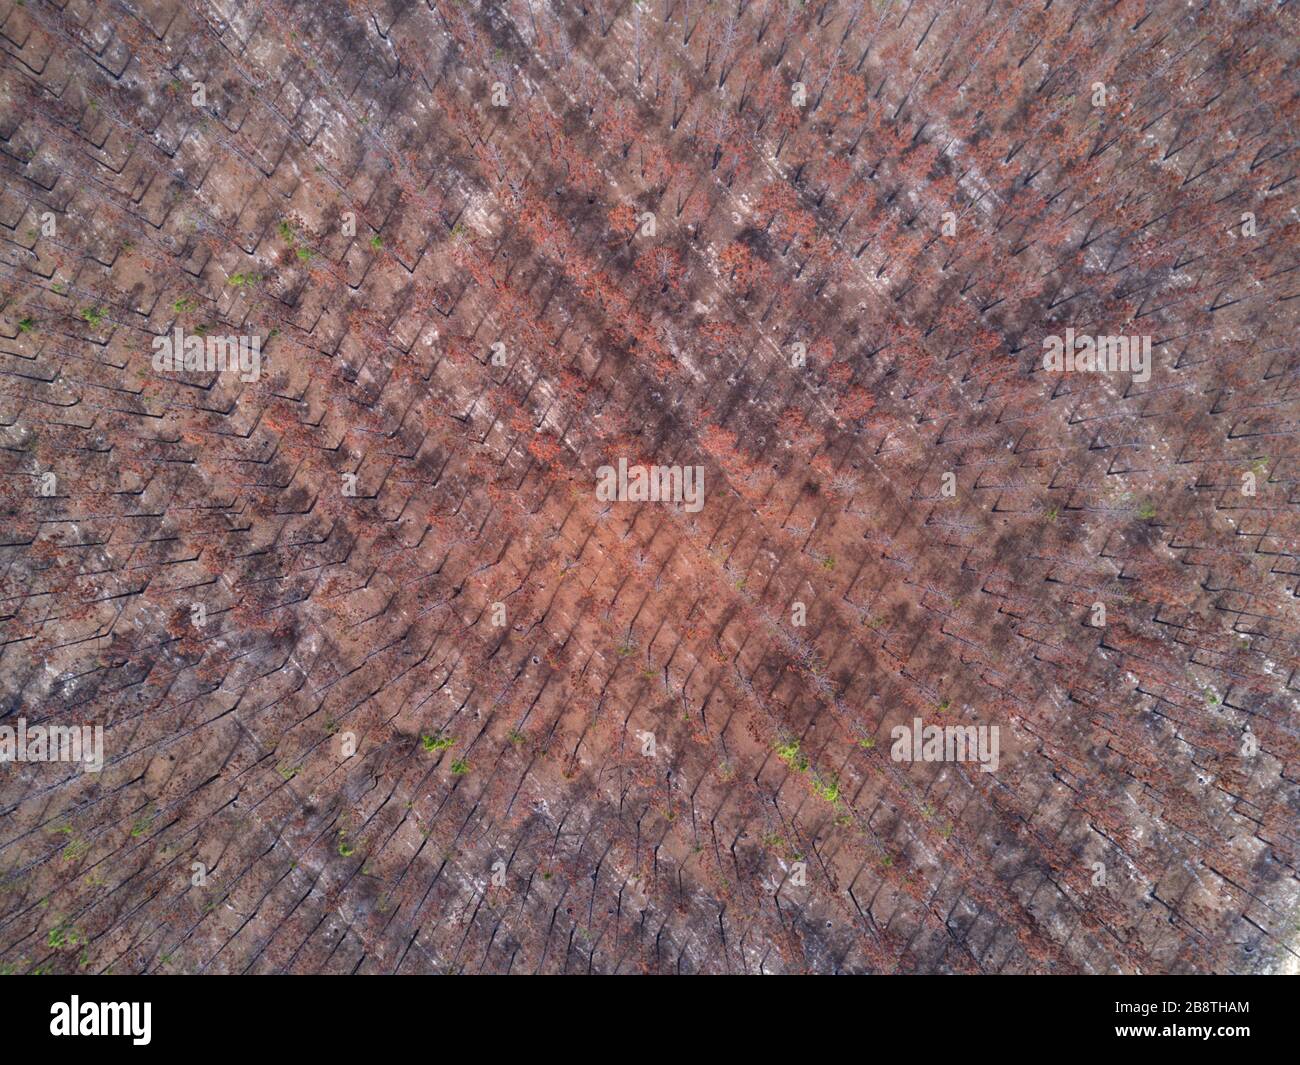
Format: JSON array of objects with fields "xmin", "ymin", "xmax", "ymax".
[{"xmin": 0, "ymin": 0, "xmax": 1297, "ymax": 974}]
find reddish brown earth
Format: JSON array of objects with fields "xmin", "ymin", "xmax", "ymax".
[{"xmin": 1, "ymin": 0, "xmax": 1297, "ymax": 974}]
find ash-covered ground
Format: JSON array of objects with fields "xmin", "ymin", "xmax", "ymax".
[{"xmin": 1, "ymin": 0, "xmax": 1297, "ymax": 974}]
